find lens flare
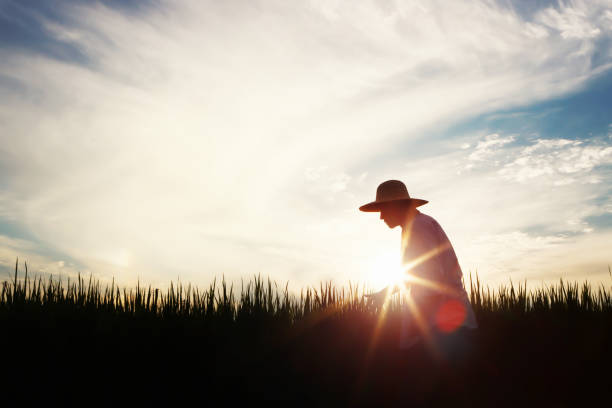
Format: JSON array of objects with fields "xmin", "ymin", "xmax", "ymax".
[{"xmin": 435, "ymin": 299, "xmax": 467, "ymax": 333}]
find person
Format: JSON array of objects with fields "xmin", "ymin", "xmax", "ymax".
[{"xmin": 359, "ymin": 180, "xmax": 477, "ymax": 362}]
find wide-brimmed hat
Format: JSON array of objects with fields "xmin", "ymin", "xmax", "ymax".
[{"xmin": 359, "ymin": 180, "xmax": 428, "ymax": 212}]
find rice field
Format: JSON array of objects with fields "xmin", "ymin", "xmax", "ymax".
[{"xmin": 1, "ymin": 260, "xmax": 611, "ymax": 406}]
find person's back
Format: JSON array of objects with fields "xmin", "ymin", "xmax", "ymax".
[{"xmin": 402, "ymin": 210, "xmax": 477, "ymax": 334}]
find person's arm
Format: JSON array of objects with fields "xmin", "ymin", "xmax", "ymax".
[{"xmin": 364, "ymin": 283, "xmax": 403, "ymax": 304}]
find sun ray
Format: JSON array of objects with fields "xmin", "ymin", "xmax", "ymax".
[
  {"xmin": 401, "ymin": 242, "xmax": 464, "ymax": 297},
  {"xmin": 356, "ymin": 284, "xmax": 397, "ymax": 390},
  {"xmin": 403, "ymin": 241, "xmax": 451, "ymax": 274},
  {"xmin": 404, "ymin": 274, "xmax": 463, "ymax": 297}
]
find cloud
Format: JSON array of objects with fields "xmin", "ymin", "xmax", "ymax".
[
  {"xmin": 498, "ymin": 138, "xmax": 612, "ymax": 184},
  {"xmin": 0, "ymin": 234, "xmax": 82, "ymax": 282},
  {"xmin": 536, "ymin": 1, "xmax": 603, "ymax": 39},
  {"xmin": 304, "ymin": 166, "xmax": 352, "ymax": 194},
  {"xmin": 460, "ymin": 229, "xmax": 612, "ymax": 286},
  {"xmin": 463, "ymin": 230, "xmax": 567, "ymax": 276},
  {"xmin": 468, "ymin": 133, "xmax": 516, "ymax": 162},
  {"xmin": 460, "ymin": 131, "xmax": 612, "ymax": 186},
  {"xmin": 0, "ymin": 0, "xmax": 612, "ymax": 288}
]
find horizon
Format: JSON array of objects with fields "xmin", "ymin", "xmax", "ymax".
[{"xmin": 1, "ymin": 0, "xmax": 611, "ymax": 291}]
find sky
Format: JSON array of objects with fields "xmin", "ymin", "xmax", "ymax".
[{"xmin": 0, "ymin": 0, "xmax": 611, "ymax": 291}]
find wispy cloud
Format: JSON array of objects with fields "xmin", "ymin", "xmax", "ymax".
[
  {"xmin": 467, "ymin": 133, "xmax": 516, "ymax": 163},
  {"xmin": 499, "ymin": 138, "xmax": 612, "ymax": 184},
  {"xmin": 537, "ymin": 1, "xmax": 604, "ymax": 39}
]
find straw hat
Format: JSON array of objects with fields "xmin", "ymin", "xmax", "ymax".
[{"xmin": 359, "ymin": 180, "xmax": 428, "ymax": 212}]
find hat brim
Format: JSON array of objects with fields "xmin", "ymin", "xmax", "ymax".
[{"xmin": 359, "ymin": 198, "xmax": 428, "ymax": 212}]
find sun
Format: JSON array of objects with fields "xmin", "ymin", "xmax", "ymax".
[{"xmin": 367, "ymin": 251, "xmax": 407, "ymax": 292}]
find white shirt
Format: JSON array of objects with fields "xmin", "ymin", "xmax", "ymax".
[{"xmin": 401, "ymin": 210, "xmax": 478, "ymax": 333}]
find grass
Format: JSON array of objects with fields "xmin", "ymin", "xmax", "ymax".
[
  {"xmin": 3, "ymin": 259, "xmax": 611, "ymax": 318},
  {"xmin": 1, "ymin": 259, "xmax": 611, "ymax": 406}
]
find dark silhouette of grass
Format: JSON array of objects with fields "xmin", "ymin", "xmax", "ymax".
[{"xmin": 1, "ymin": 260, "xmax": 611, "ymax": 406}]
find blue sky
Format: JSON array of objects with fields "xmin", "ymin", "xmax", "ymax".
[{"xmin": 0, "ymin": 0, "xmax": 611, "ymax": 290}]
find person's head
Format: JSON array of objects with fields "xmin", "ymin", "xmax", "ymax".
[
  {"xmin": 379, "ymin": 201, "xmax": 415, "ymax": 229},
  {"xmin": 359, "ymin": 179, "xmax": 428, "ymax": 228}
]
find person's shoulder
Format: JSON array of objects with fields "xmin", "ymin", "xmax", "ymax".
[
  {"xmin": 414, "ymin": 210, "xmax": 438, "ymax": 226},
  {"xmin": 414, "ymin": 211, "xmax": 445, "ymax": 234}
]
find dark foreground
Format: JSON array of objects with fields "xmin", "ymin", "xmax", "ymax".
[
  {"xmin": 2, "ymin": 307, "xmax": 611, "ymax": 406},
  {"xmin": 1, "ymin": 271, "xmax": 611, "ymax": 406}
]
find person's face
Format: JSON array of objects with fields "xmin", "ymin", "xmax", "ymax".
[{"xmin": 379, "ymin": 202, "xmax": 407, "ymax": 229}]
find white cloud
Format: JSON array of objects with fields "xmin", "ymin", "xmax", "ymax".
[
  {"xmin": 498, "ymin": 138, "xmax": 612, "ymax": 184},
  {"xmin": 536, "ymin": 1, "xmax": 603, "ymax": 40},
  {"xmin": 468, "ymin": 133, "xmax": 516, "ymax": 162},
  {"xmin": 459, "ymin": 134, "xmax": 612, "ymax": 186},
  {"xmin": 524, "ymin": 22, "xmax": 550, "ymax": 39},
  {"xmin": 0, "ymin": 0, "xmax": 612, "ymax": 288}
]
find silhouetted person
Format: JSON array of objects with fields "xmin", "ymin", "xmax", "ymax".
[{"xmin": 360, "ymin": 180, "xmax": 477, "ymax": 362}]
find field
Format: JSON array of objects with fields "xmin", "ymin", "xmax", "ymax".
[{"xmin": 1, "ymin": 260, "xmax": 611, "ymax": 406}]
